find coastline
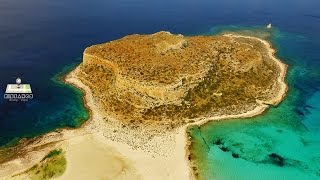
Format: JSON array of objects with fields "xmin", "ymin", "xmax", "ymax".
[
  {"xmin": 223, "ymin": 33, "xmax": 288, "ymax": 106},
  {"xmin": 0, "ymin": 34, "xmax": 288, "ymax": 180},
  {"xmin": 185, "ymin": 34, "xmax": 288, "ymax": 179}
]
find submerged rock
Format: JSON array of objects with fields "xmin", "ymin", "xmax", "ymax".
[
  {"xmin": 295, "ymin": 108, "xmax": 305, "ymax": 116},
  {"xmin": 232, "ymin": 153, "xmax": 240, "ymax": 158},
  {"xmin": 213, "ymin": 138, "xmax": 223, "ymax": 145},
  {"xmin": 219, "ymin": 146, "xmax": 229, "ymax": 152},
  {"xmin": 268, "ymin": 153, "xmax": 285, "ymax": 167}
]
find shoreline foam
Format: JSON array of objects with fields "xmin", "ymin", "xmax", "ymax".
[{"xmin": 0, "ymin": 34, "xmax": 288, "ymax": 180}]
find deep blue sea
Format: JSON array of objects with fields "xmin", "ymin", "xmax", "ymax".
[{"xmin": 0, "ymin": 0, "xmax": 319, "ymax": 178}]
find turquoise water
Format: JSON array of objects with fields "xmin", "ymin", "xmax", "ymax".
[{"xmin": 188, "ymin": 27, "xmax": 320, "ymax": 180}]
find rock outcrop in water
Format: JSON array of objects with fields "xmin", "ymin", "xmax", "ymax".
[{"xmin": 73, "ymin": 31, "xmax": 284, "ymax": 129}]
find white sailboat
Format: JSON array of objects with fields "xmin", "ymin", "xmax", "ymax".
[{"xmin": 267, "ymin": 23, "xmax": 272, "ymax": 29}]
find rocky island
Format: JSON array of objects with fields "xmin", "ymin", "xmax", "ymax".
[
  {"xmin": 0, "ymin": 31, "xmax": 287, "ymax": 180},
  {"xmin": 76, "ymin": 31, "xmax": 285, "ymax": 127}
]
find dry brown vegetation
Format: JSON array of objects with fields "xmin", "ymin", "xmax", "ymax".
[{"xmin": 75, "ymin": 31, "xmax": 281, "ymax": 129}]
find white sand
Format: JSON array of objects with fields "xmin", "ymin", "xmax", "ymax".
[{"xmin": 57, "ymin": 134, "xmax": 140, "ymax": 180}]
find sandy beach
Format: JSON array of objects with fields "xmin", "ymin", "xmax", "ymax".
[{"xmin": 0, "ymin": 34, "xmax": 288, "ymax": 180}]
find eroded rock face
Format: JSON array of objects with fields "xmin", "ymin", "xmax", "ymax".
[{"xmin": 75, "ymin": 31, "xmax": 282, "ymax": 128}]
